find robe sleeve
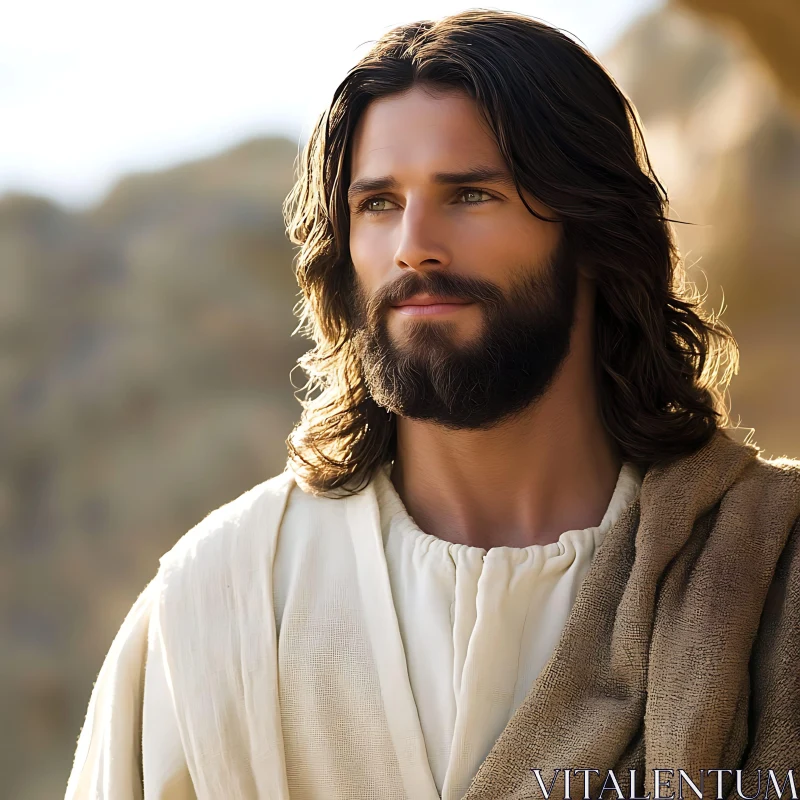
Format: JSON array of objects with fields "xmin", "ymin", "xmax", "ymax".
[{"xmin": 64, "ymin": 573, "xmax": 196, "ymax": 800}]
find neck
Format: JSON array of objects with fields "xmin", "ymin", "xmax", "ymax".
[
  {"xmin": 391, "ymin": 400, "xmax": 620, "ymax": 551},
  {"xmin": 389, "ymin": 277, "xmax": 622, "ymax": 549}
]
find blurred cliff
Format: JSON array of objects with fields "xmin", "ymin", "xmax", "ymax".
[
  {"xmin": 1, "ymin": 3, "xmax": 799, "ymax": 798},
  {"xmin": 677, "ymin": 0, "xmax": 800, "ymax": 107},
  {"xmin": 604, "ymin": 1, "xmax": 800, "ymax": 467},
  {"xmin": 0, "ymin": 138, "xmax": 307, "ymax": 798}
]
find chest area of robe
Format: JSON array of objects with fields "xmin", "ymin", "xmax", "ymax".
[{"xmin": 270, "ymin": 466, "xmax": 640, "ymax": 800}]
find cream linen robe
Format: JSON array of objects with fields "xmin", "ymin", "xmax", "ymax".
[{"xmin": 65, "ymin": 462, "xmax": 642, "ymax": 800}]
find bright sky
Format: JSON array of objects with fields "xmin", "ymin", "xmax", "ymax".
[{"xmin": 1, "ymin": 0, "xmax": 662, "ymax": 210}]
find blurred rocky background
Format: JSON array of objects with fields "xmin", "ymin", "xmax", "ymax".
[
  {"xmin": 1, "ymin": 2, "xmax": 798, "ymax": 797},
  {"xmin": 604, "ymin": 0, "xmax": 800, "ymax": 459}
]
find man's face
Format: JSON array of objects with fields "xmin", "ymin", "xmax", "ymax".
[{"xmin": 346, "ymin": 85, "xmax": 580, "ymax": 429}]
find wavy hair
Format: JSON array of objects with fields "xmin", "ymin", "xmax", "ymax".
[{"xmin": 282, "ymin": 8, "xmax": 739, "ymax": 495}]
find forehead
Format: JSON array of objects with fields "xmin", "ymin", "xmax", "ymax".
[{"xmin": 348, "ymin": 86, "xmax": 505, "ymax": 178}]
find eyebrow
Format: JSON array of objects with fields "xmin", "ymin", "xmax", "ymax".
[{"xmin": 347, "ymin": 165, "xmax": 517, "ymax": 204}]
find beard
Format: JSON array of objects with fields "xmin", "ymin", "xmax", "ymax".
[{"xmin": 349, "ymin": 237, "xmax": 580, "ymax": 430}]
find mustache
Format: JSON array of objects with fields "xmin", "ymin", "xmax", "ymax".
[{"xmin": 362, "ymin": 271, "xmax": 505, "ymax": 321}]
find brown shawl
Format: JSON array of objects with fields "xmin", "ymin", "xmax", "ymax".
[{"xmin": 463, "ymin": 429, "xmax": 800, "ymax": 800}]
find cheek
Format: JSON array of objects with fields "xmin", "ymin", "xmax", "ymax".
[
  {"xmin": 501, "ymin": 211, "xmax": 558, "ymax": 260},
  {"xmin": 513, "ymin": 196, "xmax": 562, "ymax": 255},
  {"xmin": 457, "ymin": 224, "xmax": 548, "ymax": 282},
  {"xmin": 459, "ymin": 206, "xmax": 558, "ymax": 264},
  {"xmin": 349, "ymin": 227, "xmax": 389, "ymax": 292}
]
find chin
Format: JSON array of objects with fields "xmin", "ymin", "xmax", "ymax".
[{"xmin": 392, "ymin": 317, "xmax": 481, "ymax": 348}]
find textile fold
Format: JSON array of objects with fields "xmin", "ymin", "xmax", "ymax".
[{"xmin": 462, "ymin": 430, "xmax": 800, "ymax": 800}]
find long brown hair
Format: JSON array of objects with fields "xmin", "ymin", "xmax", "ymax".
[{"xmin": 282, "ymin": 8, "xmax": 739, "ymax": 495}]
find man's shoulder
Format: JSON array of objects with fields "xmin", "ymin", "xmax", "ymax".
[
  {"xmin": 149, "ymin": 469, "xmax": 372, "ymax": 638},
  {"xmin": 736, "ymin": 448, "xmax": 800, "ymax": 544},
  {"xmin": 754, "ymin": 448, "xmax": 800, "ymax": 475},
  {"xmin": 746, "ymin": 448, "xmax": 800, "ymax": 503},
  {"xmin": 157, "ymin": 469, "xmax": 297, "ymax": 580}
]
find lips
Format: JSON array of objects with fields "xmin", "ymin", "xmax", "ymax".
[
  {"xmin": 391, "ymin": 295, "xmax": 472, "ymax": 307},
  {"xmin": 390, "ymin": 296, "xmax": 475, "ymax": 317}
]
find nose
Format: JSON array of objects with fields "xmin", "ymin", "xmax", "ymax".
[{"xmin": 393, "ymin": 200, "xmax": 453, "ymax": 273}]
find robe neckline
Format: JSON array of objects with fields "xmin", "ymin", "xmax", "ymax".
[{"xmin": 344, "ymin": 461, "xmax": 645, "ymax": 799}]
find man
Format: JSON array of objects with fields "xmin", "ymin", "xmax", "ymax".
[{"xmin": 66, "ymin": 10, "xmax": 800, "ymax": 800}]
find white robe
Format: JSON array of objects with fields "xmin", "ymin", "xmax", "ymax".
[{"xmin": 65, "ymin": 462, "xmax": 642, "ymax": 800}]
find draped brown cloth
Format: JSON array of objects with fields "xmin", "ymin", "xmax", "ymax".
[{"xmin": 463, "ymin": 429, "xmax": 800, "ymax": 800}]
